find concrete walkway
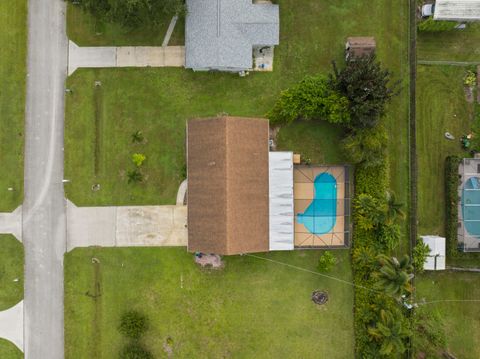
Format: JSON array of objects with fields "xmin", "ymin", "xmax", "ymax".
[
  {"xmin": 0, "ymin": 206, "xmax": 22, "ymax": 241},
  {"xmin": 176, "ymin": 179, "xmax": 187, "ymax": 205},
  {"xmin": 67, "ymin": 201, "xmax": 187, "ymax": 251},
  {"xmin": 0, "ymin": 301, "xmax": 23, "ymax": 352},
  {"xmin": 68, "ymin": 41, "xmax": 185, "ymax": 75}
]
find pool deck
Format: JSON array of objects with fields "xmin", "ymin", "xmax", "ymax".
[{"xmin": 293, "ymin": 165, "xmax": 351, "ymax": 248}]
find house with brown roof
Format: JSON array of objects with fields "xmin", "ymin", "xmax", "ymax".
[
  {"xmin": 187, "ymin": 117, "xmax": 294, "ymax": 255},
  {"xmin": 345, "ymin": 37, "xmax": 376, "ymax": 60}
]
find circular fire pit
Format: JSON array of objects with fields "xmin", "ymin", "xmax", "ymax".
[{"xmin": 311, "ymin": 290, "xmax": 328, "ymax": 305}]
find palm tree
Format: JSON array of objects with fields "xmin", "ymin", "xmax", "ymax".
[
  {"xmin": 127, "ymin": 169, "xmax": 143, "ymax": 184},
  {"xmin": 131, "ymin": 130, "xmax": 144, "ymax": 144},
  {"xmin": 385, "ymin": 191, "xmax": 405, "ymax": 223},
  {"xmin": 375, "ymin": 255, "xmax": 414, "ymax": 299},
  {"xmin": 368, "ymin": 309, "xmax": 411, "ymax": 357}
]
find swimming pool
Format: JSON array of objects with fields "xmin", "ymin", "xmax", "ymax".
[
  {"xmin": 462, "ymin": 176, "xmax": 480, "ymax": 237},
  {"xmin": 297, "ymin": 173, "xmax": 337, "ymax": 234}
]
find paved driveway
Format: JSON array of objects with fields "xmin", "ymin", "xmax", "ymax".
[
  {"xmin": 0, "ymin": 301, "xmax": 23, "ymax": 352},
  {"xmin": 68, "ymin": 41, "xmax": 185, "ymax": 75},
  {"xmin": 67, "ymin": 201, "xmax": 187, "ymax": 251},
  {"xmin": 0, "ymin": 206, "xmax": 22, "ymax": 241}
]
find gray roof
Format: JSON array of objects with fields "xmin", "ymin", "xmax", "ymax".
[
  {"xmin": 185, "ymin": 0, "xmax": 279, "ymax": 70},
  {"xmin": 434, "ymin": 0, "xmax": 480, "ymax": 21}
]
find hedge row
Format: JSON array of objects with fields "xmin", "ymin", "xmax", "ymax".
[
  {"xmin": 445, "ymin": 155, "xmax": 461, "ymax": 257},
  {"xmin": 352, "ymin": 160, "xmax": 410, "ymax": 356}
]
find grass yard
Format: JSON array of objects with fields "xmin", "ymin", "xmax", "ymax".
[
  {"xmin": 0, "ymin": 235, "xmax": 24, "ymax": 311},
  {"xmin": 65, "ymin": 0, "xmax": 409, "ymax": 208},
  {"xmin": 415, "ymin": 271, "xmax": 480, "ymax": 359},
  {"xmin": 64, "ymin": 248, "xmax": 354, "ymax": 358},
  {"xmin": 0, "ymin": 0, "xmax": 26, "ymax": 211},
  {"xmin": 0, "ymin": 235, "xmax": 24, "ymax": 358},
  {"xmin": 416, "ymin": 65, "xmax": 475, "ymax": 236},
  {"xmin": 67, "ymin": 3, "xmax": 184, "ymax": 46},
  {"xmin": 418, "ymin": 23, "xmax": 480, "ymax": 62},
  {"xmin": 0, "ymin": 339, "xmax": 22, "ymax": 359}
]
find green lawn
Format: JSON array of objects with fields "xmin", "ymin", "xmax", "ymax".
[
  {"xmin": 0, "ymin": 0, "xmax": 26, "ymax": 211},
  {"xmin": 65, "ymin": 0, "xmax": 409, "ymax": 207},
  {"xmin": 0, "ymin": 235, "xmax": 24, "ymax": 359},
  {"xmin": 418, "ymin": 23, "xmax": 480, "ymax": 62},
  {"xmin": 0, "ymin": 339, "xmax": 22, "ymax": 359},
  {"xmin": 0, "ymin": 235, "xmax": 24, "ymax": 311},
  {"xmin": 65, "ymin": 248, "xmax": 354, "ymax": 358},
  {"xmin": 415, "ymin": 271, "xmax": 480, "ymax": 359},
  {"xmin": 416, "ymin": 65, "xmax": 475, "ymax": 235},
  {"xmin": 67, "ymin": 3, "xmax": 184, "ymax": 46}
]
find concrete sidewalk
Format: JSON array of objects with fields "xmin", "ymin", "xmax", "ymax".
[
  {"xmin": 0, "ymin": 206, "xmax": 22, "ymax": 241},
  {"xmin": 0, "ymin": 301, "xmax": 23, "ymax": 352},
  {"xmin": 68, "ymin": 41, "xmax": 185, "ymax": 75},
  {"xmin": 66, "ymin": 201, "xmax": 187, "ymax": 251}
]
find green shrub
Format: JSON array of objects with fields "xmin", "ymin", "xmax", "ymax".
[
  {"xmin": 118, "ymin": 311, "xmax": 148, "ymax": 340},
  {"xmin": 317, "ymin": 251, "xmax": 337, "ymax": 272},
  {"xmin": 464, "ymin": 70, "xmax": 476, "ymax": 87},
  {"xmin": 120, "ymin": 343, "xmax": 153, "ymax": 359},
  {"xmin": 127, "ymin": 169, "xmax": 144, "ymax": 184},
  {"xmin": 342, "ymin": 125, "xmax": 388, "ymax": 167},
  {"xmin": 418, "ymin": 18, "xmax": 457, "ymax": 32},
  {"xmin": 376, "ymin": 222, "xmax": 401, "ymax": 251},
  {"xmin": 413, "ymin": 238, "xmax": 430, "ymax": 273},
  {"xmin": 445, "ymin": 156, "xmax": 461, "ymax": 256},
  {"xmin": 132, "ymin": 153, "xmax": 146, "ymax": 167},
  {"xmin": 267, "ymin": 75, "xmax": 350, "ymax": 126}
]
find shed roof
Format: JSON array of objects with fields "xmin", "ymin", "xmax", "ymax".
[
  {"xmin": 421, "ymin": 236, "xmax": 446, "ymax": 271},
  {"xmin": 346, "ymin": 37, "xmax": 376, "ymax": 58},
  {"xmin": 187, "ymin": 117, "xmax": 270, "ymax": 255},
  {"xmin": 185, "ymin": 0, "xmax": 279, "ymax": 70},
  {"xmin": 434, "ymin": 0, "xmax": 480, "ymax": 21}
]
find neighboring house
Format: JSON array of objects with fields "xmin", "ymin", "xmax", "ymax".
[
  {"xmin": 432, "ymin": 0, "xmax": 480, "ymax": 21},
  {"xmin": 345, "ymin": 37, "xmax": 376, "ymax": 60},
  {"xmin": 185, "ymin": 0, "xmax": 280, "ymax": 72},
  {"xmin": 186, "ymin": 117, "xmax": 294, "ymax": 255}
]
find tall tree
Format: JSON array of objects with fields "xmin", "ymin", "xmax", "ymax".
[
  {"xmin": 330, "ymin": 55, "xmax": 399, "ymax": 129},
  {"xmin": 375, "ymin": 255, "xmax": 414, "ymax": 300}
]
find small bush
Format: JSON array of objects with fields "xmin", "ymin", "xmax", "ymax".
[
  {"xmin": 120, "ymin": 343, "xmax": 153, "ymax": 359},
  {"xmin": 418, "ymin": 18, "xmax": 457, "ymax": 32},
  {"xmin": 132, "ymin": 153, "xmax": 146, "ymax": 167},
  {"xmin": 464, "ymin": 70, "xmax": 476, "ymax": 87},
  {"xmin": 413, "ymin": 238, "xmax": 430, "ymax": 273},
  {"xmin": 119, "ymin": 311, "xmax": 148, "ymax": 340},
  {"xmin": 445, "ymin": 156, "xmax": 461, "ymax": 256},
  {"xmin": 127, "ymin": 169, "xmax": 144, "ymax": 184},
  {"xmin": 318, "ymin": 251, "xmax": 337, "ymax": 272}
]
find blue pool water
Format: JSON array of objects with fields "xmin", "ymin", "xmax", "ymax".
[
  {"xmin": 462, "ymin": 176, "xmax": 480, "ymax": 237},
  {"xmin": 297, "ymin": 173, "xmax": 337, "ymax": 234}
]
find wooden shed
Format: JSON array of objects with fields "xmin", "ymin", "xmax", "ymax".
[{"xmin": 345, "ymin": 37, "xmax": 376, "ymax": 60}]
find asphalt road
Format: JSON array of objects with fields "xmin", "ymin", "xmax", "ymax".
[{"xmin": 23, "ymin": 0, "xmax": 68, "ymax": 358}]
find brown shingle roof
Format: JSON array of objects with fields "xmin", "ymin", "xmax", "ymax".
[
  {"xmin": 187, "ymin": 117, "xmax": 270, "ymax": 255},
  {"xmin": 346, "ymin": 37, "xmax": 376, "ymax": 58}
]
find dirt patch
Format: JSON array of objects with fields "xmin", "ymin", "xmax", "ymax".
[
  {"xmin": 464, "ymin": 86, "xmax": 474, "ymax": 104},
  {"xmin": 194, "ymin": 253, "xmax": 223, "ymax": 269}
]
